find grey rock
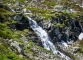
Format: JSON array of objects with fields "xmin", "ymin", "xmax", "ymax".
[
  {"xmin": 3, "ymin": 39, "xmax": 26, "ymax": 56},
  {"xmin": 13, "ymin": 14, "xmax": 23, "ymax": 21},
  {"xmin": 53, "ymin": 5, "xmax": 63, "ymax": 12}
]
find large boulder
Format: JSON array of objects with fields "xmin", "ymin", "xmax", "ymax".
[
  {"xmin": 3, "ymin": 39, "xmax": 26, "ymax": 56},
  {"xmin": 15, "ymin": 22, "xmax": 29, "ymax": 30},
  {"xmin": 12, "ymin": 14, "xmax": 23, "ymax": 21},
  {"xmin": 53, "ymin": 5, "xmax": 63, "ymax": 12},
  {"xmin": 0, "ymin": 4, "xmax": 4, "ymax": 8},
  {"xmin": 7, "ymin": 24, "xmax": 16, "ymax": 29}
]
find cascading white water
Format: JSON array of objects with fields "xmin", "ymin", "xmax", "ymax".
[
  {"xmin": 27, "ymin": 16, "xmax": 72, "ymax": 60},
  {"xmin": 79, "ymin": 33, "xmax": 83, "ymax": 40}
]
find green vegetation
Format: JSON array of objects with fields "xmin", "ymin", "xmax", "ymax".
[
  {"xmin": 0, "ymin": 23, "xmax": 13, "ymax": 38},
  {"xmin": 0, "ymin": 38, "xmax": 24, "ymax": 60},
  {"xmin": 0, "ymin": 0, "xmax": 83, "ymax": 60},
  {"xmin": 26, "ymin": 40, "xmax": 34, "ymax": 54},
  {"xmin": 44, "ymin": 1, "xmax": 57, "ymax": 6},
  {"xmin": 37, "ymin": 46, "xmax": 53, "ymax": 54},
  {"xmin": 2, "ymin": 0, "xmax": 26, "ymax": 4},
  {"xmin": 27, "ymin": 7, "xmax": 51, "ymax": 14},
  {"xmin": 39, "ymin": 13, "xmax": 54, "ymax": 19},
  {"xmin": 77, "ymin": 40, "xmax": 83, "ymax": 53},
  {"xmin": 0, "ymin": 23, "xmax": 22, "ymax": 39}
]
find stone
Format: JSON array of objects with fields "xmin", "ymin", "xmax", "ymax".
[
  {"xmin": 19, "ymin": 54, "xmax": 23, "ymax": 58},
  {"xmin": 4, "ymin": 39, "xmax": 26, "ymax": 56},
  {"xmin": 23, "ymin": 8, "xmax": 32, "ymax": 15},
  {"xmin": 15, "ymin": 22, "xmax": 28, "ymax": 30},
  {"xmin": 13, "ymin": 14, "xmax": 23, "ymax": 21},
  {"xmin": 15, "ymin": 2, "xmax": 22, "ymax": 7},
  {"xmin": 0, "ymin": 4, "xmax": 4, "ymax": 8},
  {"xmin": 7, "ymin": 24, "xmax": 16, "ymax": 29},
  {"xmin": 53, "ymin": 5, "xmax": 63, "ymax": 12}
]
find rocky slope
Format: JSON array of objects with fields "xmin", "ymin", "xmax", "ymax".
[{"xmin": 0, "ymin": 0, "xmax": 83, "ymax": 60}]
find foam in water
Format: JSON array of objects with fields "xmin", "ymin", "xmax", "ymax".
[
  {"xmin": 27, "ymin": 16, "xmax": 72, "ymax": 60},
  {"xmin": 79, "ymin": 33, "xmax": 83, "ymax": 40}
]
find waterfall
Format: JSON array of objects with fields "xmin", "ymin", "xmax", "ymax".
[
  {"xmin": 27, "ymin": 16, "xmax": 72, "ymax": 60},
  {"xmin": 78, "ymin": 21, "xmax": 83, "ymax": 40},
  {"xmin": 79, "ymin": 33, "xmax": 83, "ymax": 40}
]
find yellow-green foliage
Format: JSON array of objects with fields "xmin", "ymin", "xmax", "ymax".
[
  {"xmin": 2, "ymin": 0, "xmax": 26, "ymax": 4},
  {"xmin": 44, "ymin": 1, "xmax": 57, "ymax": 6},
  {"xmin": 0, "ymin": 23, "xmax": 13, "ymax": 38},
  {"xmin": 0, "ymin": 8, "xmax": 14, "ymax": 23},
  {"xmin": 78, "ymin": 40, "xmax": 83, "ymax": 53},
  {"xmin": 26, "ymin": 41, "xmax": 34, "ymax": 54},
  {"xmin": 39, "ymin": 13, "xmax": 54, "ymax": 19},
  {"xmin": 27, "ymin": 7, "xmax": 50, "ymax": 14}
]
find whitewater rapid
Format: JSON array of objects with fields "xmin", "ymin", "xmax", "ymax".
[
  {"xmin": 27, "ymin": 16, "xmax": 72, "ymax": 60},
  {"xmin": 79, "ymin": 33, "xmax": 83, "ymax": 40}
]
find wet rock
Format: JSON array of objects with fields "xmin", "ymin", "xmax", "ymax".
[
  {"xmin": 14, "ymin": 8, "xmax": 22, "ymax": 13},
  {"xmin": 12, "ymin": 14, "xmax": 23, "ymax": 21},
  {"xmin": 75, "ymin": 20, "xmax": 83, "ymax": 32},
  {"xmin": 36, "ymin": 17, "xmax": 43, "ymax": 27},
  {"xmin": 7, "ymin": 24, "xmax": 16, "ymax": 29},
  {"xmin": 8, "ymin": 7, "xmax": 16, "ymax": 12},
  {"xmin": 15, "ymin": 22, "xmax": 28, "ymax": 30},
  {"xmin": 49, "ymin": 26, "xmax": 56, "ymax": 39},
  {"xmin": 61, "ymin": 33, "xmax": 67, "ymax": 42},
  {"xmin": 0, "ymin": 4, "xmax": 4, "ymax": 8},
  {"xmin": 43, "ymin": 20, "xmax": 53, "ymax": 30}
]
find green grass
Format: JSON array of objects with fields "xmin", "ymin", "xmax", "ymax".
[
  {"xmin": 0, "ymin": 38, "xmax": 24, "ymax": 60},
  {"xmin": 26, "ymin": 40, "xmax": 34, "ymax": 55},
  {"xmin": 77, "ymin": 40, "xmax": 83, "ymax": 53},
  {"xmin": 44, "ymin": 1, "xmax": 57, "ymax": 6},
  {"xmin": 0, "ymin": 23, "xmax": 13, "ymax": 39},
  {"xmin": 39, "ymin": 13, "xmax": 54, "ymax": 20},
  {"xmin": 2, "ymin": 0, "xmax": 26, "ymax": 4},
  {"xmin": 27, "ymin": 7, "xmax": 51, "ymax": 14}
]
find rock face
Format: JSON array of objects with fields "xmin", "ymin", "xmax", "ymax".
[
  {"xmin": 2, "ymin": 37, "xmax": 65, "ymax": 60},
  {"xmin": 15, "ymin": 22, "xmax": 28, "ymax": 30},
  {"xmin": 3, "ymin": 39, "xmax": 26, "ymax": 56},
  {"xmin": 0, "ymin": 4, "xmax": 4, "ymax": 8},
  {"xmin": 47, "ymin": 14, "xmax": 83, "ymax": 43},
  {"xmin": 30, "ymin": 46, "xmax": 65, "ymax": 60},
  {"xmin": 7, "ymin": 24, "xmax": 16, "ymax": 29},
  {"xmin": 13, "ymin": 14, "xmax": 23, "ymax": 21}
]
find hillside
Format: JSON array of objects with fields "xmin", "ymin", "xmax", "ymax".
[{"xmin": 0, "ymin": 0, "xmax": 83, "ymax": 60}]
